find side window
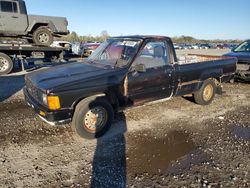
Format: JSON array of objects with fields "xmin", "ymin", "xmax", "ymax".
[
  {"xmin": 13, "ymin": 2, "xmax": 17, "ymax": 13},
  {"xmin": 133, "ymin": 41, "xmax": 168, "ymax": 69},
  {"xmin": 19, "ymin": 1, "xmax": 27, "ymax": 14},
  {"xmin": 0, "ymin": 1, "xmax": 17, "ymax": 13}
]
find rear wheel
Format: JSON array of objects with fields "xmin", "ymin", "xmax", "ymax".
[
  {"xmin": 0, "ymin": 53, "xmax": 13, "ymax": 75},
  {"xmin": 32, "ymin": 27, "xmax": 53, "ymax": 46},
  {"xmin": 72, "ymin": 97, "xmax": 114, "ymax": 139},
  {"xmin": 194, "ymin": 79, "xmax": 216, "ymax": 105}
]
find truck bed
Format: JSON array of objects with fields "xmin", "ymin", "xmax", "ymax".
[
  {"xmin": 174, "ymin": 54, "xmax": 237, "ymax": 96},
  {"xmin": 177, "ymin": 54, "xmax": 232, "ymax": 64}
]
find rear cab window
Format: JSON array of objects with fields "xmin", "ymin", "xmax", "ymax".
[{"xmin": 0, "ymin": 1, "xmax": 18, "ymax": 13}]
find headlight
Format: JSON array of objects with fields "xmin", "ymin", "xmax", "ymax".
[
  {"xmin": 40, "ymin": 92, "xmax": 61, "ymax": 110},
  {"xmin": 42, "ymin": 94, "xmax": 48, "ymax": 105}
]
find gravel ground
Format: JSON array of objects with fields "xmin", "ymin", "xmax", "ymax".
[{"xmin": 0, "ymin": 49, "xmax": 249, "ymax": 187}]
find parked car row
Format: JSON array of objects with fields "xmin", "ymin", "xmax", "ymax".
[{"xmin": 174, "ymin": 43, "xmax": 238, "ymax": 50}]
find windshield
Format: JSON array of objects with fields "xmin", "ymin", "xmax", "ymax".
[
  {"xmin": 234, "ymin": 40, "xmax": 250, "ymax": 52},
  {"xmin": 88, "ymin": 38, "xmax": 142, "ymax": 67}
]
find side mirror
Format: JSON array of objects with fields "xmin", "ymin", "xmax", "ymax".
[{"xmin": 134, "ymin": 64, "xmax": 146, "ymax": 73}]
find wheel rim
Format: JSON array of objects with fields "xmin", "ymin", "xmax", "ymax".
[
  {"xmin": 0, "ymin": 57, "xmax": 9, "ymax": 72},
  {"xmin": 83, "ymin": 106, "xmax": 108, "ymax": 133},
  {"xmin": 38, "ymin": 33, "xmax": 50, "ymax": 44},
  {"xmin": 203, "ymin": 84, "xmax": 213, "ymax": 101}
]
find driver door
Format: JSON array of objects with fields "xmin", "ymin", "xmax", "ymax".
[{"xmin": 127, "ymin": 40, "xmax": 174, "ymax": 106}]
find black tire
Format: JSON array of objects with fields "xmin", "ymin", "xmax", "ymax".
[
  {"xmin": 72, "ymin": 96, "xmax": 114, "ymax": 139},
  {"xmin": 194, "ymin": 79, "xmax": 216, "ymax": 105},
  {"xmin": 32, "ymin": 27, "xmax": 53, "ymax": 46},
  {"xmin": 0, "ymin": 53, "xmax": 13, "ymax": 75}
]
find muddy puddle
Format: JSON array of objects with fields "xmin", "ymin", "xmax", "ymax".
[
  {"xmin": 230, "ymin": 124, "xmax": 250, "ymax": 141},
  {"xmin": 127, "ymin": 130, "xmax": 198, "ymax": 175}
]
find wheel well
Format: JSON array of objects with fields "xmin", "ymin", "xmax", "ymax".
[
  {"xmin": 197, "ymin": 77, "xmax": 221, "ymax": 91},
  {"xmin": 30, "ymin": 24, "xmax": 49, "ymax": 33},
  {"xmin": 72, "ymin": 92, "xmax": 120, "ymax": 114},
  {"xmin": 210, "ymin": 77, "xmax": 221, "ymax": 86}
]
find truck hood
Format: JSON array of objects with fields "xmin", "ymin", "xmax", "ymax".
[
  {"xmin": 26, "ymin": 62, "xmax": 118, "ymax": 92},
  {"xmin": 29, "ymin": 14, "xmax": 66, "ymax": 20},
  {"xmin": 224, "ymin": 52, "xmax": 250, "ymax": 64}
]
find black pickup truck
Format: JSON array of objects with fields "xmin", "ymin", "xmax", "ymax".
[{"xmin": 24, "ymin": 36, "xmax": 237, "ymax": 139}]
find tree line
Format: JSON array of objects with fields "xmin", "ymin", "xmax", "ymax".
[
  {"xmin": 63, "ymin": 32, "xmax": 243, "ymax": 44},
  {"xmin": 61, "ymin": 30, "xmax": 110, "ymax": 42},
  {"xmin": 171, "ymin": 35, "xmax": 243, "ymax": 44},
  {"xmin": 0, "ymin": 31, "xmax": 243, "ymax": 44}
]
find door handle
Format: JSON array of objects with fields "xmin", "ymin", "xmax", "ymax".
[{"xmin": 12, "ymin": 16, "xmax": 19, "ymax": 18}]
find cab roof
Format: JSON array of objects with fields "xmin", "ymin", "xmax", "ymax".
[{"xmin": 111, "ymin": 35, "xmax": 171, "ymax": 41}]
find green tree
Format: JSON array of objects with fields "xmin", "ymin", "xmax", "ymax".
[{"xmin": 100, "ymin": 30, "xmax": 109, "ymax": 41}]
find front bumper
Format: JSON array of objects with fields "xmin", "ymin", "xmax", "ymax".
[{"xmin": 23, "ymin": 87, "xmax": 73, "ymax": 125}]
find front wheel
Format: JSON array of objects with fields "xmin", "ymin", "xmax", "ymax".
[
  {"xmin": 72, "ymin": 97, "xmax": 114, "ymax": 139},
  {"xmin": 194, "ymin": 79, "xmax": 216, "ymax": 105}
]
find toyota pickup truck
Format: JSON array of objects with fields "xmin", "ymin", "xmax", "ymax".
[
  {"xmin": 0, "ymin": 0, "xmax": 69, "ymax": 45},
  {"xmin": 24, "ymin": 35, "xmax": 237, "ymax": 139}
]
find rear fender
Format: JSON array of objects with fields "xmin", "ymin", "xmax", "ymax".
[
  {"xmin": 27, "ymin": 21, "xmax": 57, "ymax": 33},
  {"xmin": 197, "ymin": 76, "xmax": 222, "ymax": 93},
  {"xmin": 200, "ymin": 69, "xmax": 223, "ymax": 81}
]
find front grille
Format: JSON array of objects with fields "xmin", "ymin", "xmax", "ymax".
[{"xmin": 26, "ymin": 78, "xmax": 40, "ymax": 102}]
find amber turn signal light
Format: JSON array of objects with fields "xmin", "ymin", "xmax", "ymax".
[
  {"xmin": 39, "ymin": 111, "xmax": 46, "ymax": 117},
  {"xmin": 48, "ymin": 96, "xmax": 61, "ymax": 110}
]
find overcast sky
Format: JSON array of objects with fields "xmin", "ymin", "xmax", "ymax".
[{"xmin": 25, "ymin": 0, "xmax": 250, "ymax": 40}]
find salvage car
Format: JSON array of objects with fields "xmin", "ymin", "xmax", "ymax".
[
  {"xmin": 24, "ymin": 35, "xmax": 237, "ymax": 139},
  {"xmin": 224, "ymin": 40, "xmax": 250, "ymax": 81},
  {"xmin": 81, "ymin": 43, "xmax": 100, "ymax": 57},
  {"xmin": 0, "ymin": 0, "xmax": 69, "ymax": 45},
  {"xmin": 50, "ymin": 41, "xmax": 72, "ymax": 56}
]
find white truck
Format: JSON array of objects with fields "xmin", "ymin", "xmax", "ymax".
[{"xmin": 0, "ymin": 0, "xmax": 69, "ymax": 46}]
